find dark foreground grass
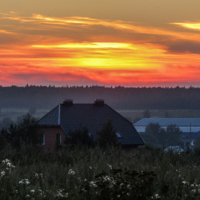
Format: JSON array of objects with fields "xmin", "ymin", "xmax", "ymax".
[{"xmin": 1, "ymin": 144, "xmax": 200, "ymax": 199}]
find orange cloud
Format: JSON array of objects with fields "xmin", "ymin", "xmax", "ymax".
[
  {"xmin": 1, "ymin": 12, "xmax": 200, "ymax": 87},
  {"xmin": 172, "ymin": 22, "xmax": 200, "ymax": 31}
]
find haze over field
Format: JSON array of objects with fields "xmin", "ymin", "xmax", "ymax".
[{"xmin": 1, "ymin": 0, "xmax": 200, "ymax": 87}]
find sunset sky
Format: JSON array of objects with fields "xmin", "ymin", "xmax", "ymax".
[{"xmin": 1, "ymin": 0, "xmax": 200, "ymax": 87}]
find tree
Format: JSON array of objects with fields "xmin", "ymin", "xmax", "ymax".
[
  {"xmin": 0, "ymin": 113, "xmax": 39, "ymax": 149},
  {"xmin": 165, "ymin": 124, "xmax": 182, "ymax": 147},
  {"xmin": 64, "ymin": 125, "xmax": 93, "ymax": 147},
  {"xmin": 145, "ymin": 123, "xmax": 165, "ymax": 146},
  {"xmin": 97, "ymin": 119, "xmax": 117, "ymax": 147},
  {"xmin": 194, "ymin": 134, "xmax": 200, "ymax": 147}
]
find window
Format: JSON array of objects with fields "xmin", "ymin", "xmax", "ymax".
[
  {"xmin": 57, "ymin": 134, "xmax": 61, "ymax": 145},
  {"xmin": 40, "ymin": 134, "xmax": 45, "ymax": 145},
  {"xmin": 116, "ymin": 132, "xmax": 122, "ymax": 138}
]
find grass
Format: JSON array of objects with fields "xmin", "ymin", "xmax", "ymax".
[{"xmin": 1, "ymin": 144, "xmax": 200, "ymax": 199}]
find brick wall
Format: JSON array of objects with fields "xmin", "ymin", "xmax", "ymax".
[{"xmin": 38, "ymin": 127, "xmax": 66, "ymax": 151}]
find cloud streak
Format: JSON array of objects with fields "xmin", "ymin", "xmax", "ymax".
[{"xmin": 1, "ymin": 12, "xmax": 200, "ymax": 86}]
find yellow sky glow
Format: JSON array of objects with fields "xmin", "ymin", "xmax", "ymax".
[{"xmin": 0, "ymin": 11, "xmax": 200, "ymax": 86}]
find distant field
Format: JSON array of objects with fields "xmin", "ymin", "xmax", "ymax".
[
  {"xmin": 117, "ymin": 110, "xmax": 200, "ymax": 123},
  {"xmin": 1, "ymin": 108, "xmax": 200, "ymax": 123},
  {"xmin": 0, "ymin": 108, "xmax": 50, "ymax": 121}
]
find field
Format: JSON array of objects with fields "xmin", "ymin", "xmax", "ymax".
[
  {"xmin": 1, "ymin": 108, "xmax": 200, "ymax": 123},
  {"xmin": 1, "ymin": 144, "xmax": 200, "ymax": 199},
  {"xmin": 118, "ymin": 110, "xmax": 200, "ymax": 123}
]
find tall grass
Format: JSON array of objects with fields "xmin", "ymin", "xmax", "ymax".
[{"xmin": 1, "ymin": 144, "xmax": 200, "ymax": 199}]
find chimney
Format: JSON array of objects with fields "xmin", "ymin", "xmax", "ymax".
[
  {"xmin": 62, "ymin": 99, "xmax": 73, "ymax": 106},
  {"xmin": 94, "ymin": 99, "xmax": 104, "ymax": 106}
]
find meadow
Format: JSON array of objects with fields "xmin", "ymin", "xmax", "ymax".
[{"xmin": 1, "ymin": 144, "xmax": 200, "ymax": 199}]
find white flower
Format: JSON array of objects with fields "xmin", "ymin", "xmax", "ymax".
[
  {"xmin": 19, "ymin": 181, "xmax": 23, "ymax": 184},
  {"xmin": 25, "ymin": 194, "xmax": 30, "ymax": 198},
  {"xmin": 1, "ymin": 171, "xmax": 5, "ymax": 177},
  {"xmin": 154, "ymin": 194, "xmax": 160, "ymax": 199},
  {"xmin": 107, "ymin": 164, "xmax": 112, "ymax": 169},
  {"xmin": 89, "ymin": 181, "xmax": 97, "ymax": 188},
  {"xmin": 89, "ymin": 166, "xmax": 92, "ymax": 169},
  {"xmin": 68, "ymin": 169, "xmax": 75, "ymax": 175},
  {"xmin": 7, "ymin": 162, "xmax": 12, "ymax": 168},
  {"xmin": 30, "ymin": 190, "xmax": 35, "ymax": 193}
]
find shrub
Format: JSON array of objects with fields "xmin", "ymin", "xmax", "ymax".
[
  {"xmin": 96, "ymin": 119, "xmax": 117, "ymax": 147},
  {"xmin": 64, "ymin": 125, "xmax": 93, "ymax": 147}
]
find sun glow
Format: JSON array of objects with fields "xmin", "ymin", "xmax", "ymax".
[
  {"xmin": 172, "ymin": 22, "xmax": 200, "ymax": 31},
  {"xmin": 1, "ymin": 12, "xmax": 200, "ymax": 86}
]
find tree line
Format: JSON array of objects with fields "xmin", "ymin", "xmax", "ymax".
[{"xmin": 0, "ymin": 85, "xmax": 200, "ymax": 110}]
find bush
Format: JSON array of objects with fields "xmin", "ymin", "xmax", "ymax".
[
  {"xmin": 64, "ymin": 125, "xmax": 93, "ymax": 147},
  {"xmin": 0, "ymin": 113, "xmax": 39, "ymax": 150},
  {"xmin": 96, "ymin": 119, "xmax": 117, "ymax": 147}
]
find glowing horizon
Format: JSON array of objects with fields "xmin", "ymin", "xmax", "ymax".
[{"xmin": 0, "ymin": 9, "xmax": 200, "ymax": 87}]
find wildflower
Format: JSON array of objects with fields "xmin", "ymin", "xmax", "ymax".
[
  {"xmin": 68, "ymin": 169, "xmax": 75, "ymax": 175},
  {"xmin": 7, "ymin": 162, "xmax": 11, "ymax": 167},
  {"xmin": 25, "ymin": 194, "xmax": 30, "ymax": 198},
  {"xmin": 103, "ymin": 176, "xmax": 111, "ymax": 182},
  {"xmin": 30, "ymin": 190, "xmax": 35, "ymax": 194},
  {"xmin": 89, "ymin": 181, "xmax": 97, "ymax": 188},
  {"xmin": 89, "ymin": 166, "xmax": 92, "ymax": 169},
  {"xmin": 108, "ymin": 164, "xmax": 112, "ymax": 169},
  {"xmin": 154, "ymin": 194, "xmax": 160, "ymax": 199},
  {"xmin": 65, "ymin": 193, "xmax": 68, "ymax": 197},
  {"xmin": 25, "ymin": 180, "xmax": 30, "ymax": 185},
  {"xmin": 38, "ymin": 189, "xmax": 43, "ymax": 193},
  {"xmin": 40, "ymin": 173, "xmax": 43, "ymax": 178},
  {"xmin": 84, "ymin": 179, "xmax": 87, "ymax": 181},
  {"xmin": 15, "ymin": 190, "xmax": 18, "ymax": 194},
  {"xmin": 127, "ymin": 193, "xmax": 130, "ymax": 196},
  {"xmin": 19, "ymin": 181, "xmax": 23, "ymax": 184},
  {"xmin": 117, "ymin": 195, "xmax": 120, "ymax": 198},
  {"xmin": 127, "ymin": 184, "xmax": 131, "ymax": 189},
  {"xmin": 35, "ymin": 173, "xmax": 39, "ymax": 178},
  {"xmin": 1, "ymin": 171, "xmax": 5, "ymax": 177}
]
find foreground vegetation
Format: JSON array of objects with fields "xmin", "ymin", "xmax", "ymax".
[{"xmin": 1, "ymin": 144, "xmax": 200, "ymax": 199}]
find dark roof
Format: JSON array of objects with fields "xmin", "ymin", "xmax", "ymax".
[{"xmin": 39, "ymin": 103, "xmax": 144, "ymax": 146}]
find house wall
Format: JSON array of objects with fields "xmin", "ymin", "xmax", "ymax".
[{"xmin": 38, "ymin": 127, "xmax": 66, "ymax": 151}]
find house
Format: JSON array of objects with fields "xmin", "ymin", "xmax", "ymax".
[
  {"xmin": 38, "ymin": 99, "xmax": 144, "ymax": 150},
  {"xmin": 134, "ymin": 118, "xmax": 200, "ymax": 133}
]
